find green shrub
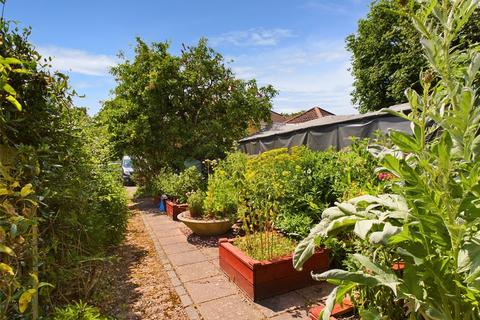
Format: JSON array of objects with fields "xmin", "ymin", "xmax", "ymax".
[
  {"xmin": 151, "ymin": 168, "xmax": 175, "ymax": 196},
  {"xmin": 204, "ymin": 169, "xmax": 239, "ymax": 219},
  {"xmin": 203, "ymin": 153, "xmax": 247, "ymax": 219},
  {"xmin": 0, "ymin": 21, "xmax": 129, "ymax": 318},
  {"xmin": 239, "ymin": 143, "xmax": 381, "ymax": 239},
  {"xmin": 187, "ymin": 190, "xmax": 205, "ymax": 217},
  {"xmin": 155, "ymin": 166, "xmax": 204, "ymax": 203},
  {"xmin": 51, "ymin": 301, "xmax": 109, "ymax": 320}
]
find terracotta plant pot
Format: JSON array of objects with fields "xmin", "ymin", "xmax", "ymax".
[
  {"xmin": 219, "ymin": 238, "xmax": 329, "ymax": 301},
  {"xmin": 165, "ymin": 200, "xmax": 188, "ymax": 221},
  {"xmin": 177, "ymin": 211, "xmax": 233, "ymax": 236}
]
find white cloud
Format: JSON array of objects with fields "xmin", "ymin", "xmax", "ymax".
[
  {"xmin": 38, "ymin": 46, "xmax": 117, "ymax": 76},
  {"xmin": 228, "ymin": 39, "xmax": 356, "ymax": 115},
  {"xmin": 211, "ymin": 28, "xmax": 294, "ymax": 47}
]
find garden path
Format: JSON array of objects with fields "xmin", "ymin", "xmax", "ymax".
[{"xmin": 135, "ymin": 197, "xmax": 334, "ymax": 320}]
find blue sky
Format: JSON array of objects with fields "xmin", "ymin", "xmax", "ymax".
[{"xmin": 7, "ymin": 0, "xmax": 371, "ymax": 115}]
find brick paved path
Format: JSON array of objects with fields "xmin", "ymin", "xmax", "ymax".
[{"xmin": 139, "ymin": 201, "xmax": 333, "ymax": 320}]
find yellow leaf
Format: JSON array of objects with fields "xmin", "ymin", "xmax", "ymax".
[
  {"xmin": 0, "ymin": 262, "xmax": 14, "ymax": 275},
  {"xmin": 0, "ymin": 244, "xmax": 15, "ymax": 256},
  {"xmin": 6, "ymin": 95, "xmax": 22, "ymax": 111},
  {"xmin": 20, "ymin": 184, "xmax": 33, "ymax": 198},
  {"xmin": 18, "ymin": 289, "xmax": 36, "ymax": 313}
]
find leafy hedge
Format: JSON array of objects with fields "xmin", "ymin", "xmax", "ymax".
[{"xmin": 0, "ymin": 21, "xmax": 128, "ymax": 318}]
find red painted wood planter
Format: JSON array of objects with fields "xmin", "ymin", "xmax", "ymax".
[
  {"xmin": 165, "ymin": 200, "xmax": 188, "ymax": 221},
  {"xmin": 308, "ymin": 298, "xmax": 353, "ymax": 320},
  {"xmin": 219, "ymin": 238, "xmax": 329, "ymax": 301}
]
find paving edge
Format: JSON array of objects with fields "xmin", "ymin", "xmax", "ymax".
[{"xmin": 140, "ymin": 212, "xmax": 202, "ymax": 320}]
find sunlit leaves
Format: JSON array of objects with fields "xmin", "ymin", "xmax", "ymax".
[
  {"xmin": 18, "ymin": 289, "xmax": 36, "ymax": 313},
  {"xmin": 296, "ymin": 0, "xmax": 480, "ymax": 318}
]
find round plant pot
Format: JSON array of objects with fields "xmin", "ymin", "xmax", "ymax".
[{"xmin": 177, "ymin": 211, "xmax": 233, "ymax": 236}]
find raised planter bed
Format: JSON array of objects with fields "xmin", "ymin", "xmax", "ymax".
[
  {"xmin": 165, "ymin": 200, "xmax": 188, "ymax": 221},
  {"xmin": 219, "ymin": 238, "xmax": 329, "ymax": 301},
  {"xmin": 308, "ymin": 298, "xmax": 353, "ymax": 320}
]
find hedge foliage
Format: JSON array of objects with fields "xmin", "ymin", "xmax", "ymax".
[{"xmin": 0, "ymin": 21, "xmax": 128, "ymax": 318}]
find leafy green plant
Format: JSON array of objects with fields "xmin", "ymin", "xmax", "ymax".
[
  {"xmin": 203, "ymin": 169, "xmax": 239, "ymax": 219},
  {"xmin": 0, "ymin": 20, "xmax": 129, "ymax": 319},
  {"xmin": 203, "ymin": 153, "xmax": 247, "ymax": 220},
  {"xmin": 158, "ymin": 166, "xmax": 203, "ymax": 203},
  {"xmin": 50, "ymin": 301, "xmax": 109, "ymax": 320},
  {"xmin": 234, "ymin": 232, "xmax": 297, "ymax": 261},
  {"xmin": 294, "ymin": 1, "xmax": 480, "ymax": 318},
  {"xmin": 187, "ymin": 190, "xmax": 205, "ymax": 217}
]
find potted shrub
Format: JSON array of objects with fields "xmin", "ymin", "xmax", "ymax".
[
  {"xmin": 152, "ymin": 168, "xmax": 173, "ymax": 207},
  {"xmin": 178, "ymin": 160, "xmax": 237, "ymax": 236},
  {"xmin": 161, "ymin": 167, "xmax": 203, "ymax": 220},
  {"xmin": 178, "ymin": 190, "xmax": 233, "ymax": 236}
]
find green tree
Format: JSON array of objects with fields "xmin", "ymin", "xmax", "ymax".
[
  {"xmin": 99, "ymin": 38, "xmax": 276, "ymax": 180},
  {"xmin": 347, "ymin": 0, "xmax": 480, "ymax": 113}
]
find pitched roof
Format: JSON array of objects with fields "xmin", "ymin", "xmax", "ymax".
[
  {"xmin": 285, "ymin": 107, "xmax": 335, "ymax": 124},
  {"xmin": 270, "ymin": 110, "xmax": 288, "ymax": 123}
]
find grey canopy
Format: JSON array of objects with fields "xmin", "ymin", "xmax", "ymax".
[{"xmin": 238, "ymin": 104, "xmax": 411, "ymax": 155}]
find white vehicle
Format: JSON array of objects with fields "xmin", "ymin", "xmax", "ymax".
[{"xmin": 121, "ymin": 156, "xmax": 134, "ymax": 185}]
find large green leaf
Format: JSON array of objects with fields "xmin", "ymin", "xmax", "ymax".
[
  {"xmin": 293, "ymin": 236, "xmax": 316, "ymax": 271},
  {"xmin": 353, "ymin": 254, "xmax": 399, "ymax": 295},
  {"xmin": 18, "ymin": 289, "xmax": 36, "ymax": 313},
  {"xmin": 353, "ymin": 219, "xmax": 378, "ymax": 240},
  {"xmin": 0, "ymin": 244, "xmax": 15, "ymax": 256},
  {"xmin": 390, "ymin": 131, "xmax": 421, "ymax": 153},
  {"xmin": 369, "ymin": 222, "xmax": 402, "ymax": 245},
  {"xmin": 458, "ymin": 232, "xmax": 480, "ymax": 287},
  {"xmin": 321, "ymin": 286, "xmax": 338, "ymax": 320},
  {"xmin": 312, "ymin": 269, "xmax": 383, "ymax": 287}
]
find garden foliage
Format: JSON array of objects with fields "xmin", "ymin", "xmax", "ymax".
[
  {"xmin": 99, "ymin": 38, "xmax": 277, "ymax": 186},
  {"xmin": 347, "ymin": 0, "xmax": 480, "ymax": 113},
  {"xmin": 202, "ymin": 141, "xmax": 382, "ymax": 260},
  {"xmin": 0, "ymin": 21, "xmax": 128, "ymax": 319},
  {"xmin": 294, "ymin": 0, "xmax": 480, "ymax": 318},
  {"xmin": 154, "ymin": 166, "xmax": 204, "ymax": 203}
]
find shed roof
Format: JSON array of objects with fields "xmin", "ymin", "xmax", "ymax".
[{"xmin": 240, "ymin": 103, "xmax": 410, "ymax": 142}]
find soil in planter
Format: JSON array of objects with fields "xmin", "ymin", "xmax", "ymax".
[{"xmin": 234, "ymin": 232, "xmax": 297, "ymax": 261}]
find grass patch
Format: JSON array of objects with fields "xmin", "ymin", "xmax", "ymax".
[{"xmin": 234, "ymin": 232, "xmax": 297, "ymax": 261}]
